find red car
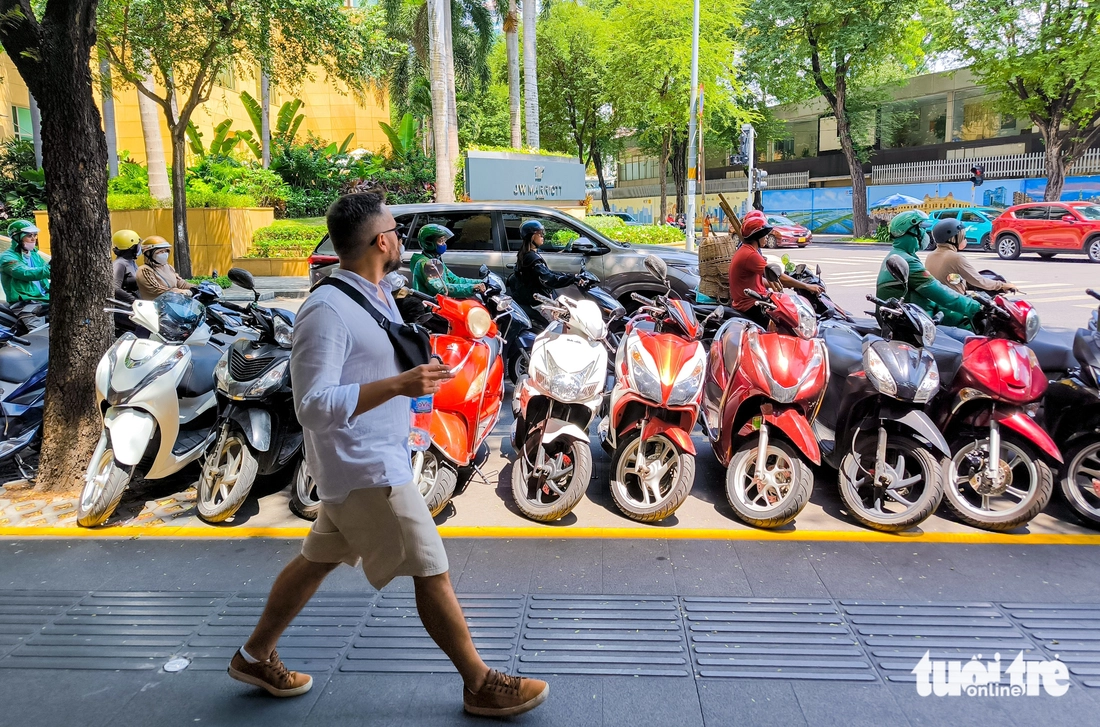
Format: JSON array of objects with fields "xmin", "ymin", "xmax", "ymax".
[
  {"xmin": 993, "ymin": 200, "xmax": 1100, "ymax": 262},
  {"xmin": 763, "ymin": 215, "xmax": 813, "ymax": 248}
]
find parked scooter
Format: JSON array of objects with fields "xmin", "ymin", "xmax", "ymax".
[
  {"xmin": 199, "ymin": 269, "xmax": 299, "ymax": 523},
  {"xmin": 702, "ymin": 261, "xmax": 823, "ymax": 528},
  {"xmin": 933, "ymin": 291, "xmax": 1060, "ymax": 530},
  {"xmin": 0, "ymin": 324, "xmax": 48, "ymax": 478},
  {"xmin": 814, "ymin": 256, "xmax": 950, "ymax": 531},
  {"xmin": 599, "ymin": 255, "xmax": 718, "ymax": 522},
  {"xmin": 79, "ymin": 292, "xmax": 226, "ymax": 526},
  {"xmin": 408, "ymin": 262, "xmax": 505, "ymax": 516},
  {"xmin": 510, "ymin": 293, "xmax": 609, "ymax": 521}
]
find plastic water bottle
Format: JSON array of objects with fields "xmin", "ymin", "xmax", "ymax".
[{"xmin": 409, "ymin": 395, "xmax": 433, "ymax": 451}]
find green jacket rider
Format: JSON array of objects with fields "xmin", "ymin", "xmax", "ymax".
[
  {"xmin": 876, "ymin": 210, "xmax": 979, "ymax": 328},
  {"xmin": 410, "ymin": 224, "xmax": 485, "ymax": 298},
  {"xmin": 0, "ymin": 220, "xmax": 50, "ymax": 304}
]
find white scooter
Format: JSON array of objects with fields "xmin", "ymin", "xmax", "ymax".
[
  {"xmin": 78, "ymin": 293, "xmax": 226, "ymax": 527},
  {"xmin": 510, "ymin": 293, "xmax": 609, "ymax": 521}
]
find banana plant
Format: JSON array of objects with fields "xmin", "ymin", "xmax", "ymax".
[
  {"xmin": 185, "ymin": 119, "xmax": 244, "ymax": 158},
  {"xmin": 274, "ymin": 99, "xmax": 305, "ymax": 145},
  {"xmin": 379, "ymin": 112, "xmax": 418, "ymax": 158}
]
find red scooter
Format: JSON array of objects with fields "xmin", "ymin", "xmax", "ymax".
[
  {"xmin": 934, "ymin": 293, "xmax": 1061, "ymax": 530},
  {"xmin": 599, "ymin": 256, "xmax": 719, "ymax": 522},
  {"xmin": 702, "ymin": 263, "xmax": 828, "ymax": 528}
]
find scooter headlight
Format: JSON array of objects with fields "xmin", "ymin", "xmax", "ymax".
[
  {"xmin": 214, "ymin": 355, "xmax": 231, "ymax": 391},
  {"xmin": 627, "ymin": 343, "xmax": 663, "ymax": 402},
  {"xmin": 915, "ymin": 308, "xmax": 936, "ymax": 347},
  {"xmin": 1024, "ymin": 307, "xmax": 1040, "ymax": 343},
  {"xmin": 668, "ymin": 356, "xmax": 706, "ymax": 406},
  {"xmin": 791, "ymin": 295, "xmax": 818, "ymax": 340},
  {"xmin": 913, "ymin": 361, "xmax": 940, "ymax": 404},
  {"xmin": 534, "ymin": 351, "xmax": 601, "ymax": 403},
  {"xmin": 274, "ymin": 316, "xmax": 294, "ymax": 348},
  {"xmin": 244, "ymin": 360, "xmax": 289, "ymax": 398},
  {"xmin": 864, "ymin": 346, "xmax": 898, "ymax": 398},
  {"xmin": 466, "ymin": 306, "xmax": 492, "ymax": 339}
]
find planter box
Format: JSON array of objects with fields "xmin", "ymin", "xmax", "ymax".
[
  {"xmin": 230, "ymin": 257, "xmax": 311, "ymax": 277},
  {"xmin": 33, "ymin": 207, "xmax": 275, "ymax": 277}
]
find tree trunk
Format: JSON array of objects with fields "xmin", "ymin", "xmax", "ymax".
[
  {"xmin": 442, "ymin": 0, "xmax": 459, "ymax": 200},
  {"xmin": 670, "ymin": 134, "xmax": 687, "ymax": 217},
  {"xmin": 522, "ymin": 0, "xmax": 539, "ymax": 149},
  {"xmin": 593, "ymin": 144, "xmax": 610, "ymax": 211},
  {"xmin": 659, "ymin": 132, "xmax": 670, "ymax": 222},
  {"xmin": 505, "ymin": 3, "xmax": 521, "ymax": 149},
  {"xmin": 260, "ymin": 71, "xmax": 271, "ymax": 168},
  {"xmin": 835, "ymin": 111, "xmax": 870, "ymax": 237},
  {"xmin": 138, "ymin": 74, "xmax": 171, "ymax": 203},
  {"xmin": 427, "ymin": 0, "xmax": 456, "ymax": 202},
  {"xmin": 0, "ymin": 2, "xmax": 114, "ymax": 494},
  {"xmin": 1040, "ymin": 129, "xmax": 1066, "ymax": 202},
  {"xmin": 169, "ymin": 130, "xmax": 192, "ymax": 277}
]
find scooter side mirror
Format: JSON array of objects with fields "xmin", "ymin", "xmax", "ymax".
[
  {"xmin": 478, "ymin": 264, "xmax": 490, "ymax": 278},
  {"xmin": 227, "ymin": 268, "xmax": 255, "ymax": 290},
  {"xmin": 946, "ymin": 273, "xmax": 963, "ymax": 286},
  {"xmin": 763, "ymin": 262, "xmax": 783, "ymax": 284},
  {"xmin": 644, "ymin": 254, "xmax": 668, "ymax": 281},
  {"xmin": 424, "ymin": 259, "xmax": 448, "ymax": 294},
  {"xmin": 885, "ymin": 255, "xmax": 909, "ymax": 284}
]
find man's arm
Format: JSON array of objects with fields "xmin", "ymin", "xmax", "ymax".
[
  {"xmin": 0, "ymin": 256, "xmax": 49, "ymax": 281},
  {"xmin": 954, "ymin": 254, "xmax": 1012, "ymax": 292},
  {"xmin": 780, "ymin": 273, "xmax": 822, "ymax": 295}
]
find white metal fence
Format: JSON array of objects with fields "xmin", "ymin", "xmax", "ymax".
[
  {"xmin": 607, "ymin": 171, "xmax": 809, "ymax": 199},
  {"xmin": 871, "ymin": 148, "xmax": 1100, "ymax": 185}
]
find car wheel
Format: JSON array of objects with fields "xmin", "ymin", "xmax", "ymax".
[
  {"xmin": 1087, "ymin": 237, "xmax": 1100, "ymax": 263},
  {"xmin": 764, "ymin": 233, "xmax": 779, "ymax": 249},
  {"xmin": 980, "ymin": 233, "xmax": 992, "ymax": 251},
  {"xmin": 996, "ymin": 235, "xmax": 1021, "ymax": 260}
]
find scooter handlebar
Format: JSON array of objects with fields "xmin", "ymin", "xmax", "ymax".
[
  {"xmin": 631, "ymin": 292, "xmax": 656, "ymax": 307},
  {"xmin": 1087, "ymin": 288, "xmax": 1100, "ymax": 303},
  {"xmin": 745, "ymin": 289, "xmax": 769, "ymax": 302},
  {"xmin": 532, "ymin": 293, "xmax": 555, "ymax": 305}
]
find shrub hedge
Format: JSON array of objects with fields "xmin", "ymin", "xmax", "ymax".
[{"xmin": 247, "ymin": 219, "xmax": 326, "ymax": 258}]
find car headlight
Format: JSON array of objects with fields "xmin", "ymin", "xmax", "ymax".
[
  {"xmin": 1024, "ymin": 307, "xmax": 1040, "ymax": 343},
  {"xmin": 628, "ymin": 343, "xmax": 663, "ymax": 402},
  {"xmin": 467, "ymin": 306, "xmax": 492, "ymax": 338},
  {"xmin": 864, "ymin": 346, "xmax": 898, "ymax": 398},
  {"xmin": 274, "ymin": 316, "xmax": 294, "ymax": 348},
  {"xmin": 674, "ymin": 264, "xmax": 699, "ymax": 277},
  {"xmin": 244, "ymin": 360, "xmax": 289, "ymax": 397},
  {"xmin": 913, "ymin": 361, "xmax": 940, "ymax": 403},
  {"xmin": 791, "ymin": 295, "xmax": 817, "ymax": 339},
  {"xmin": 534, "ymin": 351, "xmax": 601, "ymax": 403},
  {"xmin": 668, "ymin": 356, "xmax": 706, "ymax": 406},
  {"xmin": 214, "ymin": 356, "xmax": 230, "ymax": 391}
]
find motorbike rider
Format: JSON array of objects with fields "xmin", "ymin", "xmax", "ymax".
[
  {"xmin": 410, "ymin": 224, "xmax": 486, "ymax": 298},
  {"xmin": 111, "ymin": 230, "xmax": 142, "ymax": 303},
  {"xmin": 876, "ymin": 210, "xmax": 980, "ymax": 328},
  {"xmin": 510, "ymin": 219, "xmax": 579, "ymax": 328},
  {"xmin": 0, "ymin": 220, "xmax": 50, "ymax": 329},
  {"xmin": 926, "ymin": 217, "xmax": 1017, "ymax": 296},
  {"xmin": 136, "ymin": 236, "xmax": 197, "ymax": 300},
  {"xmin": 729, "ymin": 210, "xmax": 822, "ymax": 328}
]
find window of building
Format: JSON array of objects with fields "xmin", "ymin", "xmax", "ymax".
[
  {"xmin": 951, "ymin": 90, "xmax": 1025, "ymax": 142},
  {"xmin": 880, "ymin": 95, "xmax": 947, "ymax": 149},
  {"xmin": 216, "ymin": 66, "xmax": 236, "ymax": 91},
  {"xmin": 10, "ymin": 106, "xmax": 32, "ymax": 141},
  {"xmin": 617, "ymin": 155, "xmax": 660, "ymax": 183},
  {"xmin": 769, "ymin": 119, "xmax": 818, "ymax": 161}
]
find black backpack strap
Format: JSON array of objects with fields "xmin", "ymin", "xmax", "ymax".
[{"xmin": 314, "ymin": 276, "xmax": 391, "ymax": 332}]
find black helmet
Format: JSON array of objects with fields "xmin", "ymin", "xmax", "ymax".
[
  {"xmin": 153, "ymin": 292, "xmax": 205, "ymax": 342},
  {"xmin": 932, "ymin": 218, "xmax": 966, "ymax": 246},
  {"xmin": 520, "ymin": 220, "xmax": 545, "ymax": 242}
]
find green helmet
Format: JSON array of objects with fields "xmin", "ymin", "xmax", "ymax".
[
  {"xmin": 888, "ymin": 210, "xmax": 928, "ymax": 239},
  {"xmin": 417, "ymin": 223, "xmax": 453, "ymax": 254},
  {"xmin": 7, "ymin": 219, "xmax": 39, "ymax": 244}
]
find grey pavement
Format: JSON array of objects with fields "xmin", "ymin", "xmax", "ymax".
[{"xmin": 1, "ymin": 537, "xmax": 1100, "ymax": 726}]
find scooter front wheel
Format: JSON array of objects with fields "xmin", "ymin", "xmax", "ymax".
[
  {"xmin": 1058, "ymin": 438, "xmax": 1100, "ymax": 529},
  {"xmin": 839, "ymin": 434, "xmax": 944, "ymax": 532},
  {"xmin": 726, "ymin": 440, "xmax": 813, "ymax": 528},
  {"xmin": 288, "ymin": 457, "xmax": 320, "ymax": 521},
  {"xmin": 609, "ymin": 432, "xmax": 694, "ymax": 522},
  {"xmin": 511, "ymin": 440, "xmax": 591, "ymax": 522},
  {"xmin": 413, "ymin": 447, "xmax": 458, "ymax": 517},
  {"xmin": 197, "ymin": 430, "xmax": 258, "ymax": 523},
  {"xmin": 945, "ymin": 435, "xmax": 1053, "ymax": 531},
  {"xmin": 77, "ymin": 433, "xmax": 133, "ymax": 527}
]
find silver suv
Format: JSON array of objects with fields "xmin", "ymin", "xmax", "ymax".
[{"xmin": 308, "ymin": 203, "xmax": 700, "ymax": 303}]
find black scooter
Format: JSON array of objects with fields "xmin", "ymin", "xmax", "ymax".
[{"xmin": 815, "ymin": 256, "xmax": 952, "ymax": 531}]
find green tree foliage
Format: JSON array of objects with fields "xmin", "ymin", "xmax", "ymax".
[
  {"xmin": 943, "ymin": 0, "xmax": 1100, "ymax": 201},
  {"xmin": 741, "ymin": 0, "xmax": 932, "ymax": 237},
  {"xmin": 98, "ymin": 0, "xmax": 397, "ymax": 276},
  {"xmin": 0, "ymin": 139, "xmax": 46, "ymax": 219}
]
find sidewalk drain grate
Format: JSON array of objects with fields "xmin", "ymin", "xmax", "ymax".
[
  {"xmin": 1001, "ymin": 602, "xmax": 1100, "ymax": 688},
  {"xmin": 684, "ymin": 597, "xmax": 875, "ymax": 681}
]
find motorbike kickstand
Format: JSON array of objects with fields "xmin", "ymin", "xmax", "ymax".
[{"xmin": 13, "ymin": 454, "xmax": 36, "ymax": 483}]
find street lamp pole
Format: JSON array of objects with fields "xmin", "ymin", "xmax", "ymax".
[{"xmin": 685, "ymin": 0, "xmax": 700, "ymax": 252}]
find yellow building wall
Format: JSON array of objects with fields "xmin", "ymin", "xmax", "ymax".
[{"xmin": 1, "ymin": 53, "xmax": 391, "ymax": 163}]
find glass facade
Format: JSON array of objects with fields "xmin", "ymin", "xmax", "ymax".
[
  {"xmin": 10, "ymin": 106, "xmax": 32, "ymax": 141},
  {"xmin": 951, "ymin": 89, "xmax": 1027, "ymax": 142},
  {"xmin": 879, "ymin": 95, "xmax": 948, "ymax": 149},
  {"xmin": 617, "ymin": 155, "xmax": 661, "ymax": 183},
  {"xmin": 768, "ymin": 120, "xmax": 818, "ymax": 161}
]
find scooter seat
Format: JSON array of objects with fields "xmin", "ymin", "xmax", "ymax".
[
  {"xmin": 177, "ymin": 344, "xmax": 223, "ymax": 399},
  {"xmin": 1029, "ymin": 327, "xmax": 1077, "ymax": 377},
  {"xmin": 822, "ymin": 325, "xmax": 864, "ymax": 377},
  {"xmin": 927, "ymin": 334, "xmax": 964, "ymax": 386},
  {"xmin": 0, "ymin": 330, "xmax": 49, "ymax": 384},
  {"xmin": 847, "ymin": 317, "xmax": 880, "ymax": 336}
]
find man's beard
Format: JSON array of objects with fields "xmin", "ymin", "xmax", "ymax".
[{"xmin": 383, "ymin": 245, "xmax": 401, "ymax": 274}]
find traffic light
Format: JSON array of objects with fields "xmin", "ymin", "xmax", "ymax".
[
  {"xmin": 738, "ymin": 126, "xmax": 753, "ymax": 167},
  {"xmin": 728, "ymin": 153, "xmax": 747, "ymax": 167},
  {"xmin": 970, "ymin": 165, "xmax": 985, "ymax": 187},
  {"xmin": 753, "ymin": 168, "xmax": 768, "ymax": 192}
]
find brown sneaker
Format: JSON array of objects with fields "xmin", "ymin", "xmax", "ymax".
[
  {"xmin": 228, "ymin": 649, "xmax": 313, "ymax": 697},
  {"xmin": 463, "ymin": 668, "xmax": 549, "ymax": 717}
]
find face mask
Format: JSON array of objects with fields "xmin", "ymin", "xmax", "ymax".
[
  {"xmin": 154, "ymin": 251, "xmax": 170, "ymax": 265},
  {"xmin": 435, "ymin": 243, "xmax": 447, "ymax": 256},
  {"xmin": 21, "ymin": 240, "xmax": 35, "ymax": 252}
]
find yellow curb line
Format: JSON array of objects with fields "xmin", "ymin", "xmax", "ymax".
[{"xmin": 3, "ymin": 524, "xmax": 1100, "ymax": 545}]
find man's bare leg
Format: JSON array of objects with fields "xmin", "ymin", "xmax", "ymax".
[
  {"xmin": 413, "ymin": 571, "xmax": 490, "ymax": 691},
  {"xmin": 244, "ymin": 555, "xmax": 339, "ymax": 660}
]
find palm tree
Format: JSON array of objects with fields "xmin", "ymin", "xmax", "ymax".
[
  {"xmin": 522, "ymin": 0, "xmax": 539, "ymax": 148},
  {"xmin": 136, "ymin": 65, "xmax": 171, "ymax": 203},
  {"xmin": 505, "ymin": 0, "xmax": 521, "ymax": 148},
  {"xmin": 427, "ymin": 0, "xmax": 458, "ymax": 201}
]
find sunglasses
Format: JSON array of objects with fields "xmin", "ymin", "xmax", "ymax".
[{"xmin": 372, "ymin": 225, "xmax": 408, "ymax": 246}]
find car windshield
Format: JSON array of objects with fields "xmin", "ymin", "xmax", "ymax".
[
  {"xmin": 1073, "ymin": 205, "xmax": 1100, "ymax": 220},
  {"xmin": 767, "ymin": 215, "xmax": 797, "ymax": 226}
]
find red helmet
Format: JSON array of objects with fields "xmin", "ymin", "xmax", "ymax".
[{"xmin": 740, "ymin": 210, "xmax": 772, "ymax": 241}]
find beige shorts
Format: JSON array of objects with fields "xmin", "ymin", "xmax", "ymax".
[{"xmin": 301, "ymin": 484, "xmax": 449, "ymax": 589}]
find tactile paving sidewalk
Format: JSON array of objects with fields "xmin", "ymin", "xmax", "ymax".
[
  {"xmin": 2, "ymin": 590, "xmax": 1099, "ymax": 687},
  {"xmin": 0, "ymin": 485, "xmax": 195, "ymax": 528}
]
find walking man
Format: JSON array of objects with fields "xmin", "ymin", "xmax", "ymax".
[{"xmin": 229, "ymin": 192, "xmax": 549, "ymax": 717}]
